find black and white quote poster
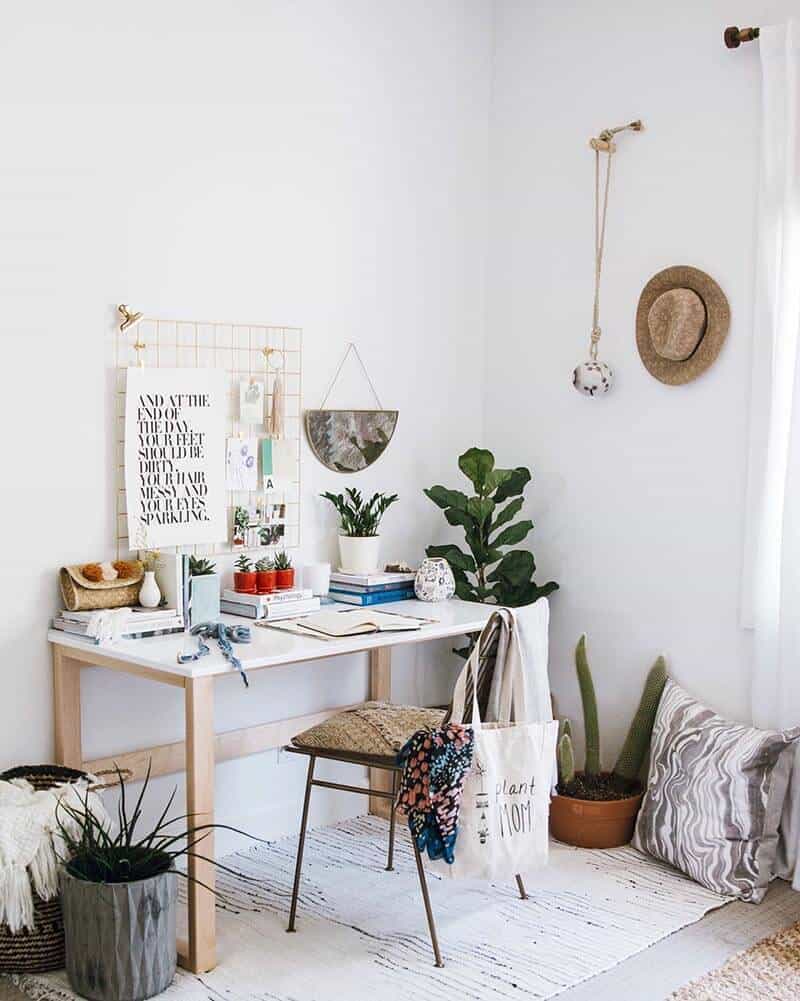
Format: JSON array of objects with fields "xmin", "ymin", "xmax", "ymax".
[{"xmin": 125, "ymin": 367, "xmax": 227, "ymax": 547}]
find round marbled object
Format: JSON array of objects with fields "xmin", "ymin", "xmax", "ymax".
[{"xmin": 573, "ymin": 360, "xmax": 614, "ymax": 396}]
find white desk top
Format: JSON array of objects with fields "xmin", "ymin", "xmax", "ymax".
[{"xmin": 48, "ymin": 599, "xmax": 494, "ymax": 680}]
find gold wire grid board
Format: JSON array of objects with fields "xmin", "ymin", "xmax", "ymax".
[{"xmin": 114, "ymin": 318, "xmax": 302, "ymax": 559}]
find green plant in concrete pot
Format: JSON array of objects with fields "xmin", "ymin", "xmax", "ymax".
[
  {"xmin": 56, "ymin": 766, "xmax": 257, "ymax": 1001},
  {"xmin": 188, "ymin": 556, "xmax": 220, "ymax": 626},
  {"xmin": 550, "ymin": 635, "xmax": 668, "ymax": 849}
]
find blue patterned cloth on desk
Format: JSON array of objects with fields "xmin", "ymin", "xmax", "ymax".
[
  {"xmin": 396, "ymin": 723, "xmax": 474, "ymax": 864},
  {"xmin": 177, "ymin": 622, "xmax": 251, "ymax": 686}
]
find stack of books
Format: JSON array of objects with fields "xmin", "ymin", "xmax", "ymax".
[
  {"xmin": 52, "ymin": 606, "xmax": 184, "ymax": 641},
  {"xmin": 328, "ymin": 571, "xmax": 417, "ymax": 606},
  {"xmin": 221, "ymin": 588, "xmax": 320, "ymax": 620}
]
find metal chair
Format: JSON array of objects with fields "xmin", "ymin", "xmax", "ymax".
[{"xmin": 284, "ymin": 613, "xmax": 530, "ymax": 968}]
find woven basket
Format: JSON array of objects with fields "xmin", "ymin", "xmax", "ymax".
[{"xmin": 0, "ymin": 764, "xmax": 88, "ymax": 973}]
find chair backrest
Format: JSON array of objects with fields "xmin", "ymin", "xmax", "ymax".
[{"xmin": 441, "ymin": 611, "xmax": 504, "ymax": 724}]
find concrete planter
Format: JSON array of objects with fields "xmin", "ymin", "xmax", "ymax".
[
  {"xmin": 190, "ymin": 572, "xmax": 221, "ymax": 626},
  {"xmin": 59, "ymin": 867, "xmax": 176, "ymax": 1001}
]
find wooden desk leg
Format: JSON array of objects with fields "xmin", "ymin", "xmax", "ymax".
[
  {"xmin": 369, "ymin": 647, "xmax": 393, "ymax": 819},
  {"xmin": 184, "ymin": 676, "xmax": 216, "ymax": 973},
  {"xmin": 53, "ymin": 647, "xmax": 82, "ymax": 769}
]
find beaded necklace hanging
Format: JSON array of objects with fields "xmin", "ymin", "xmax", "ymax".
[{"xmin": 572, "ymin": 120, "xmax": 643, "ymax": 397}]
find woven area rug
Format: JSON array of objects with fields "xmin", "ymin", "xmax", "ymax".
[
  {"xmin": 671, "ymin": 919, "xmax": 800, "ymax": 1000},
  {"xmin": 14, "ymin": 816, "xmax": 730, "ymax": 1001}
]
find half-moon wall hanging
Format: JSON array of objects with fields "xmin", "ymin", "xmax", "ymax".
[
  {"xmin": 305, "ymin": 342, "xmax": 398, "ymax": 472},
  {"xmin": 305, "ymin": 409, "xmax": 399, "ymax": 472}
]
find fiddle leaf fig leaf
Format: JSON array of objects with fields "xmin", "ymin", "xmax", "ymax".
[
  {"xmin": 493, "ymin": 466, "xmax": 531, "ymax": 503},
  {"xmin": 466, "ymin": 497, "xmax": 495, "ymax": 526},
  {"xmin": 487, "ymin": 549, "xmax": 535, "ymax": 586},
  {"xmin": 426, "ymin": 544, "xmax": 476, "ymax": 574},
  {"xmin": 492, "ymin": 519, "xmax": 533, "ymax": 548},
  {"xmin": 444, "ymin": 507, "xmax": 476, "ymax": 531},
  {"xmin": 458, "ymin": 448, "xmax": 496, "ymax": 495},
  {"xmin": 424, "ymin": 486, "xmax": 469, "ymax": 512},
  {"xmin": 491, "ymin": 496, "xmax": 524, "ymax": 532}
]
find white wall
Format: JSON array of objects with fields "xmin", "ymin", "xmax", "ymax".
[
  {"xmin": 0, "ymin": 1, "xmax": 492, "ymax": 848},
  {"xmin": 485, "ymin": 0, "xmax": 790, "ymax": 763}
]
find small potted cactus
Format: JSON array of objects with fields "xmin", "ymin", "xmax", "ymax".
[
  {"xmin": 188, "ymin": 556, "xmax": 220, "ymax": 626},
  {"xmin": 273, "ymin": 551, "xmax": 295, "ymax": 590},
  {"xmin": 255, "ymin": 556, "xmax": 276, "ymax": 594},
  {"xmin": 233, "ymin": 553, "xmax": 256, "ymax": 594},
  {"xmin": 550, "ymin": 634, "xmax": 667, "ymax": 849}
]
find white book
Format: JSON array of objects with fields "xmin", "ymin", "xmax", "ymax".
[
  {"xmin": 221, "ymin": 597, "xmax": 321, "ymax": 620},
  {"xmin": 329, "ymin": 571, "xmax": 416, "ymax": 587},
  {"xmin": 222, "ymin": 588, "xmax": 312, "ymax": 606},
  {"xmin": 294, "ymin": 609, "xmax": 423, "ymax": 638},
  {"xmin": 59, "ymin": 608, "xmax": 177, "ymax": 623},
  {"xmin": 263, "ymin": 598, "xmax": 320, "ymax": 619}
]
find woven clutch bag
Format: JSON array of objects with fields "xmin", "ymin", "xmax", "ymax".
[{"xmin": 59, "ymin": 562, "xmax": 144, "ymax": 612}]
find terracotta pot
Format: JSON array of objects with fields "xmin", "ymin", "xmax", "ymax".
[
  {"xmin": 256, "ymin": 569, "xmax": 277, "ymax": 594},
  {"xmin": 550, "ymin": 786, "xmax": 644, "ymax": 849},
  {"xmin": 276, "ymin": 568, "xmax": 295, "ymax": 590},
  {"xmin": 233, "ymin": 571, "xmax": 257, "ymax": 594}
]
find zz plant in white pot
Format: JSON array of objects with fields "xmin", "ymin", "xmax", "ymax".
[{"xmin": 321, "ymin": 488, "xmax": 398, "ymax": 572}]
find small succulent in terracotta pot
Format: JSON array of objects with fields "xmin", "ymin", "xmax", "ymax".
[
  {"xmin": 550, "ymin": 635, "xmax": 667, "ymax": 849},
  {"xmin": 255, "ymin": 556, "xmax": 277, "ymax": 595},
  {"xmin": 273, "ymin": 551, "xmax": 294, "ymax": 589},
  {"xmin": 233, "ymin": 553, "xmax": 256, "ymax": 594}
]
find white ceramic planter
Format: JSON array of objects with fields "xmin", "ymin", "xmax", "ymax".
[{"xmin": 338, "ymin": 535, "xmax": 381, "ymax": 573}]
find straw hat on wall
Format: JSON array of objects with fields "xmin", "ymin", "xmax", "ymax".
[{"xmin": 636, "ymin": 266, "xmax": 730, "ymax": 385}]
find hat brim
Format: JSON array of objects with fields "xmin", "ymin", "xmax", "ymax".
[{"xmin": 636, "ymin": 266, "xmax": 730, "ymax": 385}]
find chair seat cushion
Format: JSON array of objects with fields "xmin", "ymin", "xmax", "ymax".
[{"xmin": 292, "ymin": 702, "xmax": 445, "ymax": 758}]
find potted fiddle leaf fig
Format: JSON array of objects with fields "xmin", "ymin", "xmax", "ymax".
[
  {"xmin": 56, "ymin": 766, "xmax": 258, "ymax": 1001},
  {"xmin": 321, "ymin": 488, "xmax": 398, "ymax": 573},
  {"xmin": 550, "ymin": 635, "xmax": 668, "ymax": 848},
  {"xmin": 424, "ymin": 447, "xmax": 558, "ymax": 608},
  {"xmin": 188, "ymin": 555, "xmax": 220, "ymax": 626}
]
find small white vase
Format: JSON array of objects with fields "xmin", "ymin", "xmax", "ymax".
[
  {"xmin": 139, "ymin": 571, "xmax": 162, "ymax": 609},
  {"xmin": 338, "ymin": 535, "xmax": 381, "ymax": 574},
  {"xmin": 414, "ymin": 557, "xmax": 456, "ymax": 602}
]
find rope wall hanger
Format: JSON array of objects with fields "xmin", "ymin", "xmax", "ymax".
[{"xmin": 572, "ymin": 120, "xmax": 643, "ymax": 398}]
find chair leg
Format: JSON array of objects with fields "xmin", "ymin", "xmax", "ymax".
[
  {"xmin": 412, "ymin": 839, "xmax": 444, "ymax": 968},
  {"xmin": 287, "ymin": 754, "xmax": 316, "ymax": 933},
  {"xmin": 515, "ymin": 873, "xmax": 528, "ymax": 900},
  {"xmin": 386, "ymin": 770, "xmax": 398, "ymax": 872}
]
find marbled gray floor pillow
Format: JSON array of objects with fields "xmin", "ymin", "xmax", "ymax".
[{"xmin": 633, "ymin": 679, "xmax": 800, "ymax": 901}]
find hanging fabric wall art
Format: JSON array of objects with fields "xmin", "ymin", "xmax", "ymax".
[{"xmin": 305, "ymin": 343, "xmax": 398, "ymax": 472}]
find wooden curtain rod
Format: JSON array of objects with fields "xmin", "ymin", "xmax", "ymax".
[{"xmin": 724, "ymin": 26, "xmax": 760, "ymax": 48}]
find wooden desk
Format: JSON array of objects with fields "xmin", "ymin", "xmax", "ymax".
[{"xmin": 48, "ymin": 599, "xmax": 492, "ymax": 974}]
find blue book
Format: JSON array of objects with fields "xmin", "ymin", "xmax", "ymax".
[{"xmin": 329, "ymin": 588, "xmax": 416, "ymax": 606}]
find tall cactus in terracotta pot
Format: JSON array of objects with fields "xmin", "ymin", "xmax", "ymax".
[{"xmin": 552, "ymin": 635, "xmax": 668, "ymax": 849}]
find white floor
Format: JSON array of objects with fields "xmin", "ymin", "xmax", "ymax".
[
  {"xmin": 3, "ymin": 870, "xmax": 798, "ymax": 1001},
  {"xmin": 557, "ymin": 878, "xmax": 800, "ymax": 1001}
]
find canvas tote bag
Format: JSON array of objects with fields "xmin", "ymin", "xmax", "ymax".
[{"xmin": 437, "ymin": 613, "xmax": 558, "ymax": 881}]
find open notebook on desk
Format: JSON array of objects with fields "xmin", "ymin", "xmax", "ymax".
[{"xmin": 256, "ymin": 608, "xmax": 436, "ymax": 639}]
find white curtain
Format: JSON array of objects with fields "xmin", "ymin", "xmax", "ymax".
[{"xmin": 744, "ymin": 20, "xmax": 800, "ymax": 887}]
